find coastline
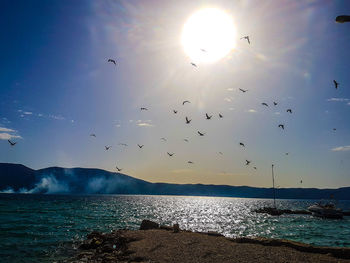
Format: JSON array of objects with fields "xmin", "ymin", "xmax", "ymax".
[{"xmin": 69, "ymin": 220, "xmax": 350, "ymax": 263}]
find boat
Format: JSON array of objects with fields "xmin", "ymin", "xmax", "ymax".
[{"xmin": 308, "ymin": 202, "xmax": 343, "ymax": 219}]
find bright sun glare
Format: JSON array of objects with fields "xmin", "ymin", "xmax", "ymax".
[{"xmin": 182, "ymin": 8, "xmax": 236, "ymax": 63}]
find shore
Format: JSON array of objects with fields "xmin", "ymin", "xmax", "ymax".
[{"xmin": 68, "ymin": 220, "xmax": 350, "ymax": 263}]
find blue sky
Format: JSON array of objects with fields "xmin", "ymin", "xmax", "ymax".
[{"xmin": 1, "ymin": 0, "xmax": 350, "ymax": 188}]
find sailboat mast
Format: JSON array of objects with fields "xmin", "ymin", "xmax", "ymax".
[{"xmin": 272, "ymin": 164, "xmax": 276, "ymax": 208}]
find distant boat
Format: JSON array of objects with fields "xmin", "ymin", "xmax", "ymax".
[{"xmin": 308, "ymin": 202, "xmax": 343, "ymax": 219}]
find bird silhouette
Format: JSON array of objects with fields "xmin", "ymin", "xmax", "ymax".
[
  {"xmin": 253, "ymin": 167, "xmax": 257, "ymax": 170},
  {"xmin": 161, "ymin": 138, "xmax": 167, "ymax": 142},
  {"xmin": 183, "ymin": 139, "xmax": 189, "ymax": 142},
  {"xmin": 278, "ymin": 124, "xmax": 285, "ymax": 130},
  {"xmin": 218, "ymin": 152, "xmax": 223, "ymax": 155},
  {"xmin": 239, "ymin": 142, "xmax": 245, "ymax": 147},
  {"xmin": 90, "ymin": 134, "xmax": 96, "ymax": 137},
  {"xmin": 197, "ymin": 131, "xmax": 205, "ymax": 136},
  {"xmin": 185, "ymin": 117, "xmax": 191, "ymax": 124},
  {"xmin": 285, "ymin": 152, "xmax": 289, "ymax": 155},
  {"xmin": 336, "ymin": 15, "xmax": 350, "ymax": 23},
  {"xmin": 116, "ymin": 166, "xmax": 122, "ymax": 172},
  {"xmin": 118, "ymin": 143, "xmax": 128, "ymax": 146},
  {"xmin": 173, "ymin": 110, "xmax": 178, "ymax": 114},
  {"xmin": 137, "ymin": 144, "xmax": 144, "ymax": 148},
  {"xmin": 239, "ymin": 88, "xmax": 248, "ymax": 93},
  {"xmin": 191, "ymin": 62, "xmax": 197, "ymax": 67},
  {"xmin": 300, "ymin": 179, "xmax": 303, "ymax": 184},
  {"xmin": 246, "ymin": 160, "xmax": 251, "ymax": 165},
  {"xmin": 219, "ymin": 113, "xmax": 223, "ymax": 118},
  {"xmin": 140, "ymin": 107, "xmax": 148, "ymax": 111},
  {"xmin": 200, "ymin": 49, "xmax": 207, "ymax": 52},
  {"xmin": 105, "ymin": 146, "xmax": 111, "ymax": 150},
  {"xmin": 333, "ymin": 80, "xmax": 339, "ymax": 89},
  {"xmin": 8, "ymin": 140, "xmax": 17, "ymax": 146},
  {"xmin": 188, "ymin": 161, "xmax": 194, "ymax": 164},
  {"xmin": 241, "ymin": 36, "xmax": 250, "ymax": 44},
  {"xmin": 333, "ymin": 128, "xmax": 337, "ymax": 131},
  {"xmin": 167, "ymin": 152, "xmax": 174, "ymax": 157},
  {"xmin": 262, "ymin": 103, "xmax": 269, "ymax": 107},
  {"xmin": 205, "ymin": 113, "xmax": 212, "ymax": 120},
  {"xmin": 273, "ymin": 102, "xmax": 278, "ymax": 106},
  {"xmin": 183, "ymin": 100, "xmax": 190, "ymax": 105},
  {"xmin": 108, "ymin": 59, "xmax": 116, "ymax": 65},
  {"xmin": 287, "ymin": 109, "xmax": 292, "ymax": 113}
]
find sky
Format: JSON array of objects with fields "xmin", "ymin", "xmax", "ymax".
[{"xmin": 1, "ymin": 0, "xmax": 350, "ymax": 189}]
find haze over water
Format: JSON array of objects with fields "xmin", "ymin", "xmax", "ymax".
[{"xmin": 1, "ymin": 194, "xmax": 349, "ymax": 263}]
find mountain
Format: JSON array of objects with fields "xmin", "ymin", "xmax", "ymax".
[{"xmin": 1, "ymin": 163, "xmax": 349, "ymax": 199}]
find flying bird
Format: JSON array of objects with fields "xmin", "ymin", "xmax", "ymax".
[
  {"xmin": 246, "ymin": 160, "xmax": 251, "ymax": 165},
  {"xmin": 262, "ymin": 103, "xmax": 269, "ymax": 107},
  {"xmin": 107, "ymin": 59, "xmax": 116, "ymax": 65},
  {"xmin": 183, "ymin": 100, "xmax": 190, "ymax": 105},
  {"xmin": 333, "ymin": 80, "xmax": 339, "ymax": 89},
  {"xmin": 105, "ymin": 146, "xmax": 111, "ymax": 150},
  {"xmin": 188, "ymin": 161, "xmax": 194, "ymax": 164},
  {"xmin": 239, "ymin": 142, "xmax": 245, "ymax": 147},
  {"xmin": 333, "ymin": 128, "xmax": 337, "ymax": 131},
  {"xmin": 167, "ymin": 152, "xmax": 174, "ymax": 157},
  {"xmin": 160, "ymin": 138, "xmax": 167, "ymax": 142},
  {"xmin": 185, "ymin": 117, "xmax": 191, "ymax": 124},
  {"xmin": 239, "ymin": 88, "xmax": 248, "ymax": 93},
  {"xmin": 285, "ymin": 152, "xmax": 289, "ymax": 155},
  {"xmin": 200, "ymin": 48, "xmax": 207, "ymax": 52},
  {"xmin": 173, "ymin": 110, "xmax": 178, "ymax": 114},
  {"xmin": 253, "ymin": 167, "xmax": 257, "ymax": 170},
  {"xmin": 219, "ymin": 113, "xmax": 223, "ymax": 118},
  {"xmin": 197, "ymin": 131, "xmax": 205, "ymax": 136},
  {"xmin": 191, "ymin": 62, "xmax": 197, "ymax": 67},
  {"xmin": 8, "ymin": 140, "xmax": 17, "ymax": 146},
  {"xmin": 336, "ymin": 15, "xmax": 350, "ymax": 23},
  {"xmin": 273, "ymin": 102, "xmax": 278, "ymax": 106},
  {"xmin": 140, "ymin": 107, "xmax": 148, "ymax": 111},
  {"xmin": 300, "ymin": 179, "xmax": 303, "ymax": 184},
  {"xmin": 218, "ymin": 152, "xmax": 223, "ymax": 155},
  {"xmin": 116, "ymin": 166, "xmax": 122, "ymax": 172},
  {"xmin": 137, "ymin": 144, "xmax": 144, "ymax": 148},
  {"xmin": 287, "ymin": 109, "xmax": 292, "ymax": 113},
  {"xmin": 90, "ymin": 134, "xmax": 96, "ymax": 137},
  {"xmin": 205, "ymin": 113, "xmax": 212, "ymax": 120},
  {"xmin": 241, "ymin": 36, "xmax": 250, "ymax": 44},
  {"xmin": 183, "ymin": 139, "xmax": 189, "ymax": 142},
  {"xmin": 278, "ymin": 124, "xmax": 285, "ymax": 130}
]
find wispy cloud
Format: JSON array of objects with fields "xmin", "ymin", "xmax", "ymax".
[
  {"xmin": 49, "ymin": 114, "xmax": 65, "ymax": 120},
  {"xmin": 23, "ymin": 111, "xmax": 32, "ymax": 115},
  {"xmin": 247, "ymin": 109, "xmax": 257, "ymax": 113},
  {"xmin": 331, "ymin": 145, "xmax": 350, "ymax": 152},
  {"xmin": 171, "ymin": 169, "xmax": 193, "ymax": 174},
  {"xmin": 0, "ymin": 133, "xmax": 22, "ymax": 140},
  {"xmin": 137, "ymin": 122, "xmax": 154, "ymax": 127},
  {"xmin": 115, "ymin": 124, "xmax": 121, "ymax": 127},
  {"xmin": 227, "ymin": 88, "xmax": 234, "ymax": 91},
  {"xmin": 0, "ymin": 127, "xmax": 15, "ymax": 132},
  {"xmin": 224, "ymin": 97, "xmax": 232, "ymax": 102},
  {"xmin": 327, "ymin": 98, "xmax": 349, "ymax": 102},
  {"xmin": 274, "ymin": 112, "xmax": 281, "ymax": 115}
]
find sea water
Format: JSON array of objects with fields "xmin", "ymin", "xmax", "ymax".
[{"xmin": 1, "ymin": 194, "xmax": 349, "ymax": 262}]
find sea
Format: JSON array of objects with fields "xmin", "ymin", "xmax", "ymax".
[{"xmin": 1, "ymin": 194, "xmax": 349, "ymax": 263}]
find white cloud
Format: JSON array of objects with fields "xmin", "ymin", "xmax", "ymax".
[
  {"xmin": 137, "ymin": 123, "xmax": 154, "ymax": 127},
  {"xmin": 224, "ymin": 97, "xmax": 232, "ymax": 102},
  {"xmin": 331, "ymin": 145, "xmax": 350, "ymax": 152},
  {"xmin": 23, "ymin": 111, "xmax": 32, "ymax": 115},
  {"xmin": 274, "ymin": 112, "xmax": 281, "ymax": 115},
  {"xmin": 115, "ymin": 124, "xmax": 121, "ymax": 127},
  {"xmin": 247, "ymin": 109, "xmax": 257, "ymax": 113},
  {"xmin": 49, "ymin": 114, "xmax": 65, "ymax": 120},
  {"xmin": 0, "ymin": 133, "xmax": 22, "ymax": 140},
  {"xmin": 0, "ymin": 127, "xmax": 15, "ymax": 132},
  {"xmin": 227, "ymin": 88, "xmax": 234, "ymax": 91},
  {"xmin": 327, "ymin": 98, "xmax": 349, "ymax": 102},
  {"xmin": 38, "ymin": 113, "xmax": 44, "ymax": 117},
  {"xmin": 348, "ymin": 102, "xmax": 350, "ymax": 106}
]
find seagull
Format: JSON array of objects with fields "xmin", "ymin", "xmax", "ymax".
[
  {"xmin": 161, "ymin": 138, "xmax": 167, "ymax": 142},
  {"xmin": 273, "ymin": 102, "xmax": 278, "ymax": 106},
  {"xmin": 185, "ymin": 117, "xmax": 191, "ymax": 124},
  {"xmin": 239, "ymin": 88, "xmax": 248, "ymax": 93},
  {"xmin": 188, "ymin": 161, "xmax": 194, "ymax": 164},
  {"xmin": 140, "ymin": 107, "xmax": 148, "ymax": 111},
  {"xmin": 253, "ymin": 167, "xmax": 257, "ymax": 170},
  {"xmin": 167, "ymin": 152, "xmax": 174, "ymax": 157},
  {"xmin": 200, "ymin": 48, "xmax": 207, "ymax": 52},
  {"xmin": 90, "ymin": 134, "xmax": 96, "ymax": 137},
  {"xmin": 191, "ymin": 62, "xmax": 197, "ymax": 67},
  {"xmin": 285, "ymin": 152, "xmax": 289, "ymax": 155},
  {"xmin": 8, "ymin": 140, "xmax": 17, "ymax": 146},
  {"xmin": 116, "ymin": 166, "xmax": 122, "ymax": 172},
  {"xmin": 333, "ymin": 80, "xmax": 339, "ymax": 89},
  {"xmin": 246, "ymin": 160, "xmax": 251, "ymax": 165},
  {"xmin": 333, "ymin": 128, "xmax": 337, "ymax": 131},
  {"xmin": 218, "ymin": 152, "xmax": 223, "ymax": 155},
  {"xmin": 183, "ymin": 100, "xmax": 190, "ymax": 105},
  {"xmin": 118, "ymin": 143, "xmax": 128, "ymax": 146},
  {"xmin": 300, "ymin": 179, "xmax": 303, "ymax": 184},
  {"xmin": 173, "ymin": 110, "xmax": 178, "ymax": 114},
  {"xmin": 205, "ymin": 113, "xmax": 212, "ymax": 120},
  {"xmin": 105, "ymin": 146, "xmax": 111, "ymax": 150},
  {"xmin": 336, "ymin": 15, "xmax": 350, "ymax": 23},
  {"xmin": 107, "ymin": 59, "xmax": 116, "ymax": 65},
  {"xmin": 286, "ymin": 109, "xmax": 292, "ymax": 113},
  {"xmin": 278, "ymin": 124, "xmax": 285, "ymax": 130},
  {"xmin": 137, "ymin": 144, "xmax": 144, "ymax": 148},
  {"xmin": 241, "ymin": 36, "xmax": 250, "ymax": 44},
  {"xmin": 219, "ymin": 113, "xmax": 223, "ymax": 118},
  {"xmin": 262, "ymin": 103, "xmax": 269, "ymax": 107},
  {"xmin": 197, "ymin": 131, "xmax": 205, "ymax": 136},
  {"xmin": 183, "ymin": 139, "xmax": 189, "ymax": 142},
  {"xmin": 239, "ymin": 142, "xmax": 245, "ymax": 147}
]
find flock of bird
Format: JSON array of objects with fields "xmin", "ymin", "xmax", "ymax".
[{"xmin": 7, "ymin": 15, "xmax": 348, "ymax": 185}]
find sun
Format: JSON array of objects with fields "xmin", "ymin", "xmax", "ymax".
[{"xmin": 181, "ymin": 8, "xmax": 236, "ymax": 63}]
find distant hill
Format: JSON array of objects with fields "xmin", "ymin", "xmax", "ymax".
[{"xmin": 1, "ymin": 163, "xmax": 349, "ymax": 199}]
